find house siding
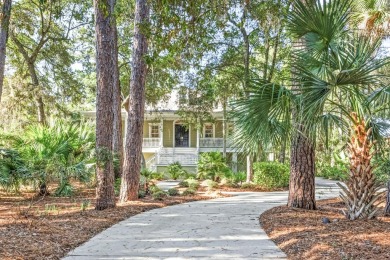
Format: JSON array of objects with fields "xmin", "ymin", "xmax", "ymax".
[
  {"xmin": 190, "ymin": 125, "xmax": 197, "ymax": 148},
  {"xmin": 143, "ymin": 152, "xmax": 155, "ymax": 161},
  {"xmin": 163, "ymin": 120, "xmax": 174, "ymax": 147},
  {"xmin": 215, "ymin": 120, "xmax": 223, "ymax": 138},
  {"xmin": 143, "ymin": 121, "xmax": 149, "ymax": 138}
]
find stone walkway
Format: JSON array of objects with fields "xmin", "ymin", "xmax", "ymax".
[{"xmin": 64, "ymin": 178, "xmax": 341, "ymax": 260}]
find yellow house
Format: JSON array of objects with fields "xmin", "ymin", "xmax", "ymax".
[{"xmin": 84, "ymin": 90, "xmax": 242, "ymax": 173}]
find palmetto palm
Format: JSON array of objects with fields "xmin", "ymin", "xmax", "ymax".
[
  {"xmin": 233, "ymin": 0, "xmax": 389, "ymax": 213},
  {"xmin": 351, "ymin": 0, "xmax": 390, "ymax": 36}
]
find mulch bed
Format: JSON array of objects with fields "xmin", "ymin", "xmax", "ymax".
[
  {"xmin": 0, "ymin": 188, "xmax": 219, "ymax": 260},
  {"xmin": 260, "ymin": 198, "xmax": 390, "ymax": 260}
]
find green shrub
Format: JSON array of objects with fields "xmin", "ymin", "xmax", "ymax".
[
  {"xmin": 197, "ymin": 152, "xmax": 229, "ymax": 181},
  {"xmin": 182, "ymin": 172, "xmax": 196, "ymax": 179},
  {"xmin": 141, "ymin": 169, "xmax": 154, "ymax": 180},
  {"xmin": 138, "ymin": 190, "xmax": 146, "ymax": 198},
  {"xmin": 186, "ymin": 178, "xmax": 199, "ymax": 189},
  {"xmin": 0, "ymin": 149, "xmax": 30, "ymax": 192},
  {"xmin": 152, "ymin": 191, "xmax": 167, "ymax": 200},
  {"xmin": 204, "ymin": 179, "xmax": 218, "ymax": 191},
  {"xmin": 166, "ymin": 162, "xmax": 187, "ymax": 180},
  {"xmin": 221, "ymin": 178, "xmax": 238, "ymax": 187},
  {"xmin": 182, "ymin": 188, "xmax": 196, "ymax": 196},
  {"xmin": 150, "ymin": 172, "xmax": 165, "ymax": 181},
  {"xmin": 253, "ymin": 162, "xmax": 290, "ymax": 188},
  {"xmin": 240, "ymin": 182, "xmax": 255, "ymax": 189},
  {"xmin": 54, "ymin": 181, "xmax": 74, "ymax": 197},
  {"xmin": 149, "ymin": 185, "xmax": 163, "ymax": 194},
  {"xmin": 167, "ymin": 188, "xmax": 179, "ymax": 196},
  {"xmin": 0, "ymin": 120, "xmax": 95, "ymax": 194},
  {"xmin": 231, "ymin": 172, "xmax": 246, "ymax": 184},
  {"xmin": 178, "ymin": 180, "xmax": 189, "ymax": 187},
  {"xmin": 114, "ymin": 178, "xmax": 121, "ymax": 196},
  {"xmin": 317, "ymin": 163, "xmax": 348, "ymax": 181},
  {"xmin": 374, "ymin": 158, "xmax": 390, "ymax": 184}
]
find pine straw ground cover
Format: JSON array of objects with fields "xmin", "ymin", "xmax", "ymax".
[
  {"xmin": 260, "ymin": 198, "xmax": 390, "ymax": 260},
  {"xmin": 0, "ymin": 187, "xmax": 221, "ymax": 260}
]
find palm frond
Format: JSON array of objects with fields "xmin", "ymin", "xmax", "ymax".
[{"xmin": 231, "ymin": 80, "xmax": 292, "ymax": 154}]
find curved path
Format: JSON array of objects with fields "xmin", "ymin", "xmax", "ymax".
[{"xmin": 64, "ymin": 178, "xmax": 341, "ymax": 260}]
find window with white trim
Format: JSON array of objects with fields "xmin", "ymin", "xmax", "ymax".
[
  {"xmin": 149, "ymin": 124, "xmax": 160, "ymax": 138},
  {"xmin": 204, "ymin": 124, "xmax": 214, "ymax": 138}
]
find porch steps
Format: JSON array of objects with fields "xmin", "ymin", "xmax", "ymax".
[{"xmin": 157, "ymin": 148, "xmax": 198, "ymax": 166}]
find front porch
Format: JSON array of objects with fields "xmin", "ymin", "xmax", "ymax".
[{"xmin": 143, "ymin": 137, "xmax": 235, "ymax": 151}]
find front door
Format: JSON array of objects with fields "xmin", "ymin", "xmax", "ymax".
[{"xmin": 175, "ymin": 124, "xmax": 189, "ymax": 147}]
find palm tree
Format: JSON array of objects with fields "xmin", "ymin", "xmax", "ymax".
[
  {"xmin": 233, "ymin": 0, "xmax": 389, "ymax": 213},
  {"xmin": 352, "ymin": 0, "xmax": 390, "ymax": 37},
  {"xmin": 290, "ymin": 1, "xmax": 389, "ymax": 219}
]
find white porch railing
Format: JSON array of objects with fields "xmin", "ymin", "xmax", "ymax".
[
  {"xmin": 199, "ymin": 138, "xmax": 233, "ymax": 148},
  {"xmin": 145, "ymin": 155, "xmax": 157, "ymax": 171},
  {"xmin": 142, "ymin": 138, "xmax": 160, "ymax": 148}
]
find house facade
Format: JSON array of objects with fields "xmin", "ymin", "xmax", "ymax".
[
  {"xmin": 140, "ymin": 110, "xmax": 240, "ymax": 173},
  {"xmin": 83, "ymin": 90, "xmax": 244, "ymax": 173}
]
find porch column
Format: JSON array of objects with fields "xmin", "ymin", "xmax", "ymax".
[
  {"xmin": 232, "ymin": 153, "xmax": 237, "ymax": 172},
  {"xmin": 159, "ymin": 118, "xmax": 163, "ymax": 147},
  {"xmin": 196, "ymin": 118, "xmax": 200, "ymax": 152}
]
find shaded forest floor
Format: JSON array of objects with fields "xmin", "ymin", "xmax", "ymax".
[
  {"xmin": 0, "ymin": 186, "xmax": 219, "ymax": 260},
  {"xmin": 261, "ymin": 198, "xmax": 390, "ymax": 260}
]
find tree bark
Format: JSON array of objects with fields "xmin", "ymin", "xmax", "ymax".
[
  {"xmin": 0, "ymin": 0, "xmax": 11, "ymax": 103},
  {"xmin": 222, "ymin": 99, "xmax": 227, "ymax": 158},
  {"xmin": 246, "ymin": 155, "xmax": 253, "ymax": 183},
  {"xmin": 12, "ymin": 36, "xmax": 47, "ymax": 124},
  {"xmin": 288, "ymin": 124, "xmax": 316, "ymax": 209},
  {"xmin": 112, "ymin": 7, "xmax": 123, "ymax": 179},
  {"xmin": 384, "ymin": 181, "xmax": 390, "ymax": 216},
  {"xmin": 119, "ymin": 0, "xmax": 149, "ymax": 202},
  {"xmin": 287, "ymin": 0, "xmax": 316, "ymax": 210},
  {"xmin": 94, "ymin": 0, "xmax": 117, "ymax": 210},
  {"xmin": 27, "ymin": 61, "xmax": 46, "ymax": 125},
  {"xmin": 263, "ymin": 26, "xmax": 270, "ymax": 80}
]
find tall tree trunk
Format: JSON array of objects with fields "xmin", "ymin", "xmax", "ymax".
[
  {"xmin": 112, "ymin": 9, "xmax": 123, "ymax": 179},
  {"xmin": 246, "ymin": 155, "xmax": 253, "ymax": 183},
  {"xmin": 241, "ymin": 28, "xmax": 250, "ymax": 92},
  {"xmin": 94, "ymin": 0, "xmax": 117, "ymax": 210},
  {"xmin": 268, "ymin": 25, "xmax": 282, "ymax": 82},
  {"xmin": 263, "ymin": 26, "xmax": 270, "ymax": 80},
  {"xmin": 268, "ymin": 0, "xmax": 284, "ymax": 82},
  {"xmin": 288, "ymin": 124, "xmax": 316, "ymax": 209},
  {"xmin": 385, "ymin": 181, "xmax": 390, "ymax": 216},
  {"xmin": 26, "ymin": 61, "xmax": 46, "ymax": 125},
  {"xmin": 0, "ymin": 0, "xmax": 11, "ymax": 103},
  {"xmin": 287, "ymin": 0, "xmax": 316, "ymax": 209},
  {"xmin": 119, "ymin": 0, "xmax": 149, "ymax": 202},
  {"xmin": 222, "ymin": 98, "xmax": 227, "ymax": 158}
]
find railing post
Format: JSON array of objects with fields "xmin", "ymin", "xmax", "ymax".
[
  {"xmin": 196, "ymin": 118, "xmax": 200, "ymax": 152},
  {"xmin": 232, "ymin": 153, "xmax": 237, "ymax": 172},
  {"xmin": 160, "ymin": 118, "xmax": 163, "ymax": 148}
]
